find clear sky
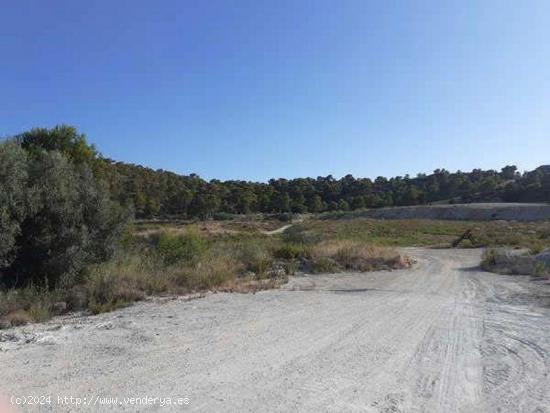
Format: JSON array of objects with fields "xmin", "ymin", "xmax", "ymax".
[{"xmin": 1, "ymin": 0, "xmax": 549, "ymax": 181}]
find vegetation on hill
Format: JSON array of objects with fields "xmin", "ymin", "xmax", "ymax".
[
  {"xmin": 100, "ymin": 160, "xmax": 550, "ymax": 219},
  {"xmin": 4, "ymin": 126, "xmax": 549, "ymax": 221},
  {"xmin": 294, "ymin": 218, "xmax": 550, "ymax": 251},
  {"xmin": 1, "ymin": 125, "xmax": 549, "ymax": 327},
  {"xmin": 0, "ymin": 134, "xmax": 128, "ymax": 289}
]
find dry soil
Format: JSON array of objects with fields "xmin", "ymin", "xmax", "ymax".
[{"xmin": 1, "ymin": 249, "xmax": 549, "ymax": 412}]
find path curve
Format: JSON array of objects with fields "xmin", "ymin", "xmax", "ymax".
[
  {"xmin": 1, "ymin": 248, "xmax": 549, "ymax": 412},
  {"xmin": 262, "ymin": 223, "xmax": 294, "ymax": 235}
]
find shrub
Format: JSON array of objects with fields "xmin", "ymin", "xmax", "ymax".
[
  {"xmin": 274, "ymin": 213, "xmax": 294, "ymax": 223},
  {"xmin": 234, "ymin": 239, "xmax": 273, "ymax": 276},
  {"xmin": 529, "ymin": 244, "xmax": 545, "ymax": 255},
  {"xmin": 0, "ymin": 285, "xmax": 58, "ymax": 327},
  {"xmin": 154, "ymin": 230, "xmax": 208, "ymax": 265},
  {"xmin": 88, "ymin": 249, "xmax": 169, "ymax": 296},
  {"xmin": 0, "ymin": 142, "xmax": 28, "ymax": 269},
  {"xmin": 310, "ymin": 240, "xmax": 406, "ymax": 272},
  {"xmin": 180, "ymin": 256, "xmax": 239, "ymax": 290},
  {"xmin": 27, "ymin": 303, "xmax": 52, "ymax": 323},
  {"xmin": 0, "ymin": 285, "xmax": 58, "ymax": 317},
  {"xmin": 481, "ymin": 248, "xmax": 497, "ymax": 271},
  {"xmin": 0, "ymin": 139, "xmax": 129, "ymax": 289},
  {"xmin": 534, "ymin": 261, "xmax": 548, "ymax": 277},
  {"xmin": 273, "ymin": 243, "xmax": 311, "ymax": 260},
  {"xmin": 311, "ymin": 257, "xmax": 339, "ymax": 273},
  {"xmin": 212, "ymin": 212, "xmax": 235, "ymax": 221},
  {"xmin": 5, "ymin": 310, "xmax": 33, "ymax": 327},
  {"xmin": 87, "ymin": 273, "xmax": 144, "ymax": 314},
  {"xmin": 281, "ymin": 260, "xmax": 299, "ymax": 275},
  {"xmin": 282, "ymin": 225, "xmax": 321, "ymax": 245},
  {"xmin": 15, "ymin": 125, "xmax": 98, "ymax": 165}
]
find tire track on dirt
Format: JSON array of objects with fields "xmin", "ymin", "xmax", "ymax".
[{"xmin": 1, "ymin": 248, "xmax": 549, "ymax": 412}]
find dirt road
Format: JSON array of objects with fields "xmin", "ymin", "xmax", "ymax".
[{"xmin": 1, "ymin": 249, "xmax": 549, "ymax": 412}]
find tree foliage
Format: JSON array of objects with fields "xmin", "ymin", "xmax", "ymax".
[
  {"xmin": 15, "ymin": 125, "xmax": 98, "ymax": 165},
  {"xmin": 0, "ymin": 142, "xmax": 28, "ymax": 268},
  {"xmin": 2, "ymin": 125, "xmax": 549, "ymax": 289},
  {"xmin": 96, "ymin": 159, "xmax": 550, "ymax": 219},
  {"xmin": 0, "ymin": 129, "xmax": 128, "ymax": 288}
]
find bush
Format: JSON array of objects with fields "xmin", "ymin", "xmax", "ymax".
[
  {"xmin": 15, "ymin": 125, "xmax": 98, "ymax": 165},
  {"xmin": 0, "ymin": 138, "xmax": 129, "ymax": 289},
  {"xmin": 0, "ymin": 286, "xmax": 59, "ymax": 326},
  {"xmin": 481, "ymin": 248, "xmax": 497, "ymax": 270},
  {"xmin": 274, "ymin": 213, "xmax": 294, "ymax": 223},
  {"xmin": 310, "ymin": 240, "xmax": 406, "ymax": 273},
  {"xmin": 87, "ymin": 273, "xmax": 144, "ymax": 314},
  {"xmin": 5, "ymin": 310, "xmax": 33, "ymax": 327},
  {"xmin": 154, "ymin": 230, "xmax": 208, "ymax": 265},
  {"xmin": 212, "ymin": 212, "xmax": 235, "ymax": 221},
  {"xmin": 0, "ymin": 142, "xmax": 28, "ymax": 269},
  {"xmin": 233, "ymin": 237, "xmax": 274, "ymax": 276},
  {"xmin": 273, "ymin": 243, "xmax": 311, "ymax": 260},
  {"xmin": 534, "ymin": 261, "xmax": 549, "ymax": 277},
  {"xmin": 311, "ymin": 257, "xmax": 339, "ymax": 273},
  {"xmin": 180, "ymin": 256, "xmax": 239, "ymax": 290}
]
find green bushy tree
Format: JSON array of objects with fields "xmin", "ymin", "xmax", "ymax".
[
  {"xmin": 15, "ymin": 125, "xmax": 98, "ymax": 165},
  {"xmin": 0, "ymin": 131, "xmax": 129, "ymax": 289},
  {"xmin": 0, "ymin": 142, "xmax": 28, "ymax": 269}
]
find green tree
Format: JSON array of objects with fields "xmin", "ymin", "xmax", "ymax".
[
  {"xmin": 0, "ymin": 142, "xmax": 28, "ymax": 268},
  {"xmin": 189, "ymin": 192, "xmax": 221, "ymax": 219},
  {"xmin": 1, "ymin": 129, "xmax": 129, "ymax": 289},
  {"xmin": 15, "ymin": 124, "xmax": 98, "ymax": 165},
  {"xmin": 350, "ymin": 196, "xmax": 366, "ymax": 210},
  {"xmin": 307, "ymin": 194, "xmax": 325, "ymax": 213},
  {"xmin": 337, "ymin": 199, "xmax": 350, "ymax": 211},
  {"xmin": 3, "ymin": 151, "xmax": 128, "ymax": 288},
  {"xmin": 500, "ymin": 165, "xmax": 518, "ymax": 180}
]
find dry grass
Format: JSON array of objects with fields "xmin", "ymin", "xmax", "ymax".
[
  {"xmin": 4, "ymin": 310, "xmax": 33, "ymax": 326},
  {"xmin": 296, "ymin": 218, "xmax": 550, "ymax": 250},
  {"xmin": 1, "ymin": 216, "xmax": 413, "ymax": 328},
  {"xmin": 134, "ymin": 215, "xmax": 294, "ymax": 238},
  {"xmin": 481, "ymin": 248, "xmax": 550, "ymax": 278},
  {"xmin": 309, "ymin": 240, "xmax": 409, "ymax": 273}
]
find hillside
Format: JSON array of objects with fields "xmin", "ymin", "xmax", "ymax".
[
  {"xmin": 99, "ymin": 159, "xmax": 550, "ymax": 219},
  {"xmin": 6, "ymin": 126, "xmax": 550, "ymax": 220}
]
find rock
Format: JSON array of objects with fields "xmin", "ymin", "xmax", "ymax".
[{"xmin": 492, "ymin": 250, "xmax": 537, "ymax": 275}]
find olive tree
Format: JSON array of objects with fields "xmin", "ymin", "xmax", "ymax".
[
  {"xmin": 0, "ymin": 142, "xmax": 28, "ymax": 269},
  {"xmin": 0, "ymin": 135, "xmax": 129, "ymax": 288}
]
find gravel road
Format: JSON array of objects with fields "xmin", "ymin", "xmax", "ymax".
[{"xmin": 1, "ymin": 249, "xmax": 549, "ymax": 412}]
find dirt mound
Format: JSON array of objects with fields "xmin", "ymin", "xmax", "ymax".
[{"xmin": 357, "ymin": 203, "xmax": 550, "ymax": 221}]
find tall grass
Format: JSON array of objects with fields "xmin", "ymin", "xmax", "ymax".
[
  {"xmin": 0, "ymin": 222, "xmax": 409, "ymax": 328},
  {"xmin": 309, "ymin": 240, "xmax": 406, "ymax": 273},
  {"xmin": 296, "ymin": 218, "xmax": 550, "ymax": 250}
]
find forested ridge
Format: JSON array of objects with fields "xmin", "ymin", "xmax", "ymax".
[
  {"xmin": 100, "ymin": 159, "xmax": 550, "ymax": 219},
  {"xmin": 5, "ymin": 126, "xmax": 550, "ymax": 220}
]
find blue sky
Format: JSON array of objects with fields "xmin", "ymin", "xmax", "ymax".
[{"xmin": 1, "ymin": 0, "xmax": 549, "ymax": 181}]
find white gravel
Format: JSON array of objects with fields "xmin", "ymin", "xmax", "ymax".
[{"xmin": 1, "ymin": 248, "xmax": 549, "ymax": 412}]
